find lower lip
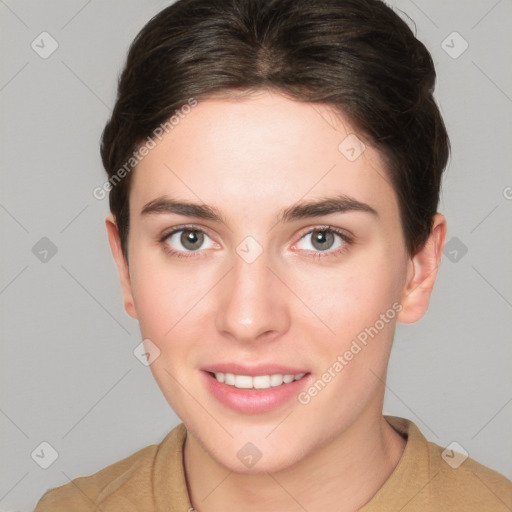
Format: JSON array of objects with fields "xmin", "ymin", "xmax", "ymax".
[{"xmin": 202, "ymin": 371, "xmax": 310, "ymax": 414}]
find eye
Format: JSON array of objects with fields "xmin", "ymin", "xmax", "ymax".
[
  {"xmin": 159, "ymin": 226, "xmax": 216, "ymax": 258},
  {"xmin": 295, "ymin": 226, "xmax": 352, "ymax": 259}
]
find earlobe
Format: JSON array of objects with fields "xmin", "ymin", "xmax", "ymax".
[
  {"xmin": 397, "ymin": 214, "xmax": 447, "ymax": 324},
  {"xmin": 105, "ymin": 213, "xmax": 138, "ymax": 319}
]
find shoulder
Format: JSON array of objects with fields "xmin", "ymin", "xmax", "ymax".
[
  {"xmin": 426, "ymin": 438, "xmax": 512, "ymax": 509},
  {"xmin": 33, "ymin": 444, "xmax": 158, "ymax": 511},
  {"xmin": 33, "ymin": 423, "xmax": 187, "ymax": 511},
  {"xmin": 384, "ymin": 415, "xmax": 512, "ymax": 510}
]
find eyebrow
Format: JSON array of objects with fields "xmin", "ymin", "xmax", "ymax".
[{"xmin": 140, "ymin": 194, "xmax": 379, "ymax": 224}]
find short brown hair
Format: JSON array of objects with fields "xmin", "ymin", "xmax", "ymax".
[{"xmin": 100, "ymin": 0, "xmax": 450, "ymax": 263}]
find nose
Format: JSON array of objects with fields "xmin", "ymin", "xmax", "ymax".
[{"xmin": 215, "ymin": 246, "xmax": 290, "ymax": 345}]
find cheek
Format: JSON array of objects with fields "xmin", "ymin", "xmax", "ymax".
[
  {"xmin": 129, "ymin": 260, "xmax": 203, "ymax": 410},
  {"xmin": 291, "ymin": 255, "xmax": 403, "ymax": 338},
  {"xmin": 128, "ymin": 246, "xmax": 207, "ymax": 339},
  {"xmin": 289, "ymin": 250, "xmax": 405, "ymax": 396},
  {"xmin": 131, "ymin": 272, "xmax": 175, "ymax": 340},
  {"xmin": 128, "ymin": 255, "xmax": 217, "ymax": 388}
]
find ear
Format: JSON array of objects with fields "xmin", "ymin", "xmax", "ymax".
[
  {"xmin": 105, "ymin": 212, "xmax": 138, "ymax": 319},
  {"xmin": 397, "ymin": 213, "xmax": 447, "ymax": 324}
]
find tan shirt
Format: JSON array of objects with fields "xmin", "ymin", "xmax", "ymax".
[{"xmin": 34, "ymin": 415, "xmax": 512, "ymax": 511}]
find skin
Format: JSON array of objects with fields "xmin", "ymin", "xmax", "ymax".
[{"xmin": 106, "ymin": 89, "xmax": 446, "ymax": 512}]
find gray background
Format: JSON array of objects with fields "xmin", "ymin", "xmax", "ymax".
[{"xmin": 1, "ymin": 0, "xmax": 511, "ymax": 510}]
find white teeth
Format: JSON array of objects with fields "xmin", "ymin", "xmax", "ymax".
[
  {"xmin": 270, "ymin": 374, "xmax": 284, "ymax": 387},
  {"xmin": 213, "ymin": 372, "xmax": 306, "ymax": 390},
  {"xmin": 253, "ymin": 375, "xmax": 270, "ymax": 389},
  {"xmin": 235, "ymin": 375, "xmax": 253, "ymax": 389}
]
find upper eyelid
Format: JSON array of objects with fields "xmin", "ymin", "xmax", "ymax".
[
  {"xmin": 160, "ymin": 224, "xmax": 216, "ymax": 243},
  {"xmin": 297, "ymin": 224, "xmax": 351, "ymax": 238}
]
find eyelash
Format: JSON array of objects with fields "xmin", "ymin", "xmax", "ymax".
[{"xmin": 158, "ymin": 224, "xmax": 353, "ymax": 260}]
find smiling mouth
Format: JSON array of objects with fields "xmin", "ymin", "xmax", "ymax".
[{"xmin": 207, "ymin": 371, "xmax": 308, "ymax": 390}]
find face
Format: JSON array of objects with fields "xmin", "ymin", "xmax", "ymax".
[{"xmin": 106, "ymin": 90, "xmax": 438, "ymax": 474}]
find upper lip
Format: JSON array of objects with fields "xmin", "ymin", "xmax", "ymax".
[{"xmin": 202, "ymin": 363, "xmax": 309, "ymax": 376}]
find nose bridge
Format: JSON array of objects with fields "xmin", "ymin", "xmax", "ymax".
[{"xmin": 215, "ymin": 241, "xmax": 288, "ymax": 342}]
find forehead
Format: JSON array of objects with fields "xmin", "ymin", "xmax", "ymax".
[{"xmin": 129, "ymin": 91, "xmax": 397, "ymax": 224}]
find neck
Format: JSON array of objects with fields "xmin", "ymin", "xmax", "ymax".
[{"xmin": 183, "ymin": 408, "xmax": 407, "ymax": 512}]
